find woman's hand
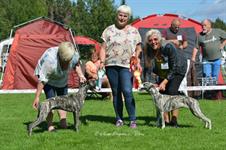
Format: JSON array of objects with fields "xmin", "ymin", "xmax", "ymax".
[
  {"xmin": 158, "ymin": 79, "xmax": 168, "ymax": 91},
  {"xmin": 32, "ymin": 97, "xmax": 40, "ymax": 110},
  {"xmin": 79, "ymin": 75, "xmax": 87, "ymax": 83},
  {"xmin": 158, "ymin": 82, "xmax": 166, "ymax": 91}
]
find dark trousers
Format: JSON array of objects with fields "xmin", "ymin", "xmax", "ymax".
[
  {"xmin": 44, "ymin": 84, "xmax": 68, "ymax": 99},
  {"xmin": 159, "ymin": 74, "xmax": 184, "ymax": 95},
  {"xmin": 106, "ymin": 66, "xmax": 136, "ymax": 121}
]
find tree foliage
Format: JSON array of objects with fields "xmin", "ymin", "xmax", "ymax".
[
  {"xmin": 0, "ymin": 0, "xmax": 48, "ymax": 39},
  {"xmin": 46, "ymin": 0, "xmax": 72, "ymax": 24},
  {"xmin": 212, "ymin": 18, "xmax": 226, "ymax": 31}
]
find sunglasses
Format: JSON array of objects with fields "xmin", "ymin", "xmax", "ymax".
[{"xmin": 148, "ymin": 38, "xmax": 159, "ymax": 42}]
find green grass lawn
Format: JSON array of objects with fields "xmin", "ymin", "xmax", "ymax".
[{"xmin": 0, "ymin": 93, "xmax": 226, "ymax": 150}]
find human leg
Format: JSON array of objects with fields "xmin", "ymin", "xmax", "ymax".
[
  {"xmin": 211, "ymin": 59, "xmax": 222, "ymax": 99},
  {"xmin": 211, "ymin": 59, "xmax": 221, "ymax": 80},
  {"xmin": 101, "ymin": 76, "xmax": 112, "ymax": 99},
  {"xmin": 120, "ymin": 67, "xmax": 136, "ymax": 123},
  {"xmin": 203, "ymin": 61, "xmax": 211, "ymax": 78},
  {"xmin": 106, "ymin": 66, "xmax": 123, "ymax": 122},
  {"xmin": 163, "ymin": 112, "xmax": 171, "ymax": 124}
]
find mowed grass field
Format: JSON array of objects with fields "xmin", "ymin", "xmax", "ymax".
[{"xmin": 0, "ymin": 92, "xmax": 226, "ymax": 150}]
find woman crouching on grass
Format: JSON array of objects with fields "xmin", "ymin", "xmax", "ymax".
[{"xmin": 143, "ymin": 29, "xmax": 187, "ymax": 127}]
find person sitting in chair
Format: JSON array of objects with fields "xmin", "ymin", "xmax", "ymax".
[{"xmin": 85, "ymin": 49, "xmax": 111, "ymax": 98}]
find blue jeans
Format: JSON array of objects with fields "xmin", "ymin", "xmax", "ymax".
[
  {"xmin": 203, "ymin": 59, "xmax": 221, "ymax": 80},
  {"xmin": 106, "ymin": 66, "xmax": 136, "ymax": 121},
  {"xmin": 44, "ymin": 84, "xmax": 68, "ymax": 99}
]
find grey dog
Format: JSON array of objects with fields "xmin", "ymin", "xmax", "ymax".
[
  {"xmin": 28, "ymin": 80, "xmax": 96, "ymax": 136},
  {"xmin": 142, "ymin": 82, "xmax": 212, "ymax": 129}
]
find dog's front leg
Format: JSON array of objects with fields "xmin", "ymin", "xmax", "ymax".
[
  {"xmin": 161, "ymin": 112, "xmax": 165, "ymax": 129},
  {"xmin": 73, "ymin": 111, "xmax": 80, "ymax": 132},
  {"xmin": 156, "ymin": 109, "xmax": 161, "ymax": 127},
  {"xmin": 28, "ymin": 103, "xmax": 50, "ymax": 136}
]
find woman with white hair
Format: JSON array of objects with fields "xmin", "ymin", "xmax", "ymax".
[
  {"xmin": 32, "ymin": 42, "xmax": 86, "ymax": 132},
  {"xmin": 99, "ymin": 5, "xmax": 142, "ymax": 128},
  {"xmin": 144, "ymin": 29, "xmax": 187, "ymax": 127}
]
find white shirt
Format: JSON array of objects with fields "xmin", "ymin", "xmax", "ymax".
[{"xmin": 34, "ymin": 47, "xmax": 79, "ymax": 87}]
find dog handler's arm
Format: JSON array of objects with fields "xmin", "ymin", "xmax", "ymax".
[
  {"xmin": 99, "ymin": 42, "xmax": 106, "ymax": 69},
  {"xmin": 191, "ymin": 47, "xmax": 198, "ymax": 62},
  {"xmin": 76, "ymin": 64, "xmax": 86, "ymax": 83},
  {"xmin": 33, "ymin": 82, "xmax": 44, "ymax": 110},
  {"xmin": 135, "ymin": 43, "xmax": 143, "ymax": 71}
]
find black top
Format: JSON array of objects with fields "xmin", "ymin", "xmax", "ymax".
[{"xmin": 149, "ymin": 43, "xmax": 187, "ymax": 80}]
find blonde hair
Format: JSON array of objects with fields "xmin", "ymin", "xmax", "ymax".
[
  {"xmin": 117, "ymin": 5, "xmax": 132, "ymax": 17},
  {"xmin": 143, "ymin": 29, "xmax": 163, "ymax": 68},
  {"xmin": 58, "ymin": 42, "xmax": 75, "ymax": 62},
  {"xmin": 145, "ymin": 29, "xmax": 162, "ymax": 45}
]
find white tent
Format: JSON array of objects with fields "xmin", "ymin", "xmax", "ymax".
[{"xmin": 0, "ymin": 38, "xmax": 14, "ymax": 67}]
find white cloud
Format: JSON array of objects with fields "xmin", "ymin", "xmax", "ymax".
[
  {"xmin": 214, "ymin": 0, "xmax": 225, "ymax": 4},
  {"xmin": 190, "ymin": 0, "xmax": 226, "ymax": 21}
]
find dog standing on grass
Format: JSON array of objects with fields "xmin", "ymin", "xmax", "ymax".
[
  {"xmin": 142, "ymin": 82, "xmax": 212, "ymax": 129},
  {"xmin": 28, "ymin": 80, "xmax": 96, "ymax": 136}
]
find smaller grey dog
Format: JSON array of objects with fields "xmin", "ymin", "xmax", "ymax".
[
  {"xmin": 28, "ymin": 80, "xmax": 96, "ymax": 136},
  {"xmin": 142, "ymin": 82, "xmax": 212, "ymax": 129}
]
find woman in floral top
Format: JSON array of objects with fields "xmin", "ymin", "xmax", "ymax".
[{"xmin": 99, "ymin": 5, "xmax": 142, "ymax": 128}]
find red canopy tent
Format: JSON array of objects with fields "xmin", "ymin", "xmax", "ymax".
[
  {"xmin": 74, "ymin": 35, "xmax": 100, "ymax": 52},
  {"xmin": 67, "ymin": 36, "xmax": 101, "ymax": 88},
  {"xmin": 1, "ymin": 17, "xmax": 80, "ymax": 89},
  {"xmin": 131, "ymin": 13, "xmax": 202, "ymax": 33}
]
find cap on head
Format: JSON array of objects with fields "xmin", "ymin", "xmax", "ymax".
[{"xmin": 58, "ymin": 42, "xmax": 75, "ymax": 62}]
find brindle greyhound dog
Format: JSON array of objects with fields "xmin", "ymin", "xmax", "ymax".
[
  {"xmin": 28, "ymin": 80, "xmax": 96, "ymax": 136},
  {"xmin": 142, "ymin": 82, "xmax": 212, "ymax": 129}
]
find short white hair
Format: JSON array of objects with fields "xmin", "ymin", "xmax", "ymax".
[
  {"xmin": 58, "ymin": 42, "xmax": 75, "ymax": 62},
  {"xmin": 117, "ymin": 5, "xmax": 132, "ymax": 17},
  {"xmin": 145, "ymin": 29, "xmax": 162, "ymax": 44}
]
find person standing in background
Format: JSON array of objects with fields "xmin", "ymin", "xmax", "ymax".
[
  {"xmin": 99, "ymin": 5, "xmax": 142, "ymax": 128},
  {"xmin": 162, "ymin": 19, "xmax": 188, "ymax": 50},
  {"xmin": 192, "ymin": 19, "xmax": 226, "ymax": 79}
]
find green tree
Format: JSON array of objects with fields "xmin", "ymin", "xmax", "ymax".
[
  {"xmin": 212, "ymin": 18, "xmax": 226, "ymax": 31},
  {"xmin": 69, "ymin": 0, "xmax": 116, "ymax": 42},
  {"xmin": 69, "ymin": 0, "xmax": 90, "ymax": 36},
  {"xmin": 0, "ymin": 0, "xmax": 47, "ymax": 39},
  {"xmin": 46, "ymin": 0, "xmax": 73, "ymax": 24},
  {"xmin": 88, "ymin": 0, "xmax": 116, "ymax": 41}
]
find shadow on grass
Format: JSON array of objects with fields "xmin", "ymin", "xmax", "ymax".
[
  {"xmin": 24, "ymin": 116, "xmax": 195, "ymax": 135},
  {"xmin": 80, "ymin": 115, "xmax": 157, "ymax": 126},
  {"xmin": 80, "ymin": 115, "xmax": 115, "ymax": 125},
  {"xmin": 24, "ymin": 121, "xmax": 48, "ymax": 135},
  {"xmin": 24, "ymin": 121, "xmax": 72, "ymax": 135}
]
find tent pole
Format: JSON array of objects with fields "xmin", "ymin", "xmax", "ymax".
[
  {"xmin": 69, "ymin": 28, "xmax": 79, "ymax": 54},
  {"xmin": 13, "ymin": 17, "xmax": 43, "ymax": 29},
  {"xmin": 69, "ymin": 28, "xmax": 82, "ymax": 65}
]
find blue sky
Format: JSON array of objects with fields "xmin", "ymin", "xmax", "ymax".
[{"xmin": 114, "ymin": 0, "xmax": 226, "ymax": 22}]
